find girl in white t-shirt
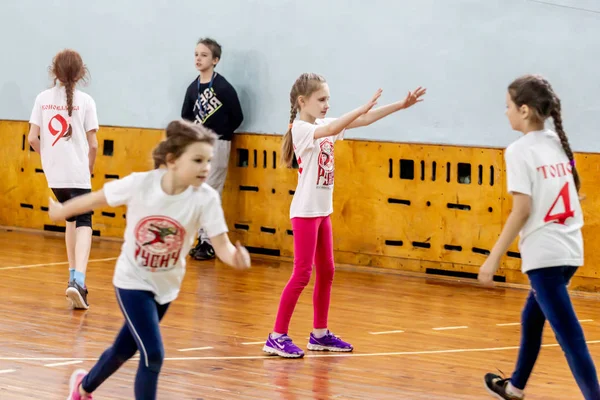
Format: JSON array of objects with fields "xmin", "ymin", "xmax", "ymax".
[
  {"xmin": 28, "ymin": 49, "xmax": 99, "ymax": 310},
  {"xmin": 479, "ymin": 75, "xmax": 600, "ymax": 400},
  {"xmin": 263, "ymin": 73, "xmax": 426, "ymax": 358},
  {"xmin": 49, "ymin": 120, "xmax": 251, "ymax": 400}
]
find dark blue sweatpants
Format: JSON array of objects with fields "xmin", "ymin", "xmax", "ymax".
[
  {"xmin": 81, "ymin": 288, "xmax": 170, "ymax": 400},
  {"xmin": 511, "ymin": 266, "xmax": 600, "ymax": 399}
]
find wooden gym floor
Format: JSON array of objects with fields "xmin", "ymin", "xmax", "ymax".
[{"xmin": 1, "ymin": 230, "xmax": 599, "ymax": 399}]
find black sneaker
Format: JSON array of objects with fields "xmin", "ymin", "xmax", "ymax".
[
  {"xmin": 484, "ymin": 373, "xmax": 523, "ymax": 399},
  {"xmin": 190, "ymin": 240, "xmax": 215, "ymax": 260},
  {"xmin": 66, "ymin": 281, "xmax": 89, "ymax": 310}
]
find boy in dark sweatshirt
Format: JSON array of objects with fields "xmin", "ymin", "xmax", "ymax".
[{"xmin": 182, "ymin": 37, "xmax": 244, "ymax": 260}]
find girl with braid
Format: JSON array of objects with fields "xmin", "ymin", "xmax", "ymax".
[
  {"xmin": 28, "ymin": 49, "xmax": 99, "ymax": 310},
  {"xmin": 479, "ymin": 75, "xmax": 600, "ymax": 400},
  {"xmin": 263, "ymin": 73, "xmax": 426, "ymax": 358}
]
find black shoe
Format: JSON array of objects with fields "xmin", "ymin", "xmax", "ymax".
[
  {"xmin": 190, "ymin": 241, "xmax": 215, "ymax": 260},
  {"xmin": 484, "ymin": 373, "xmax": 523, "ymax": 399},
  {"xmin": 66, "ymin": 280, "xmax": 89, "ymax": 310}
]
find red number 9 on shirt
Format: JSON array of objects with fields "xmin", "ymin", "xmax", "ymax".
[{"xmin": 49, "ymin": 114, "xmax": 68, "ymax": 147}]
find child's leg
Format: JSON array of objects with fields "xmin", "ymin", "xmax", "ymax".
[
  {"xmin": 65, "ymin": 221, "xmax": 77, "ymax": 280},
  {"xmin": 273, "ymin": 217, "xmax": 319, "ymax": 333},
  {"xmin": 313, "ymin": 215, "xmax": 335, "ymax": 331},
  {"xmin": 52, "ymin": 188, "xmax": 76, "ymax": 281},
  {"xmin": 64, "ymin": 189, "xmax": 94, "ymax": 309},
  {"xmin": 79, "ymin": 322, "xmax": 139, "ymax": 394},
  {"xmin": 508, "ymin": 289, "xmax": 546, "ymax": 393},
  {"xmin": 306, "ymin": 216, "xmax": 352, "ymax": 352},
  {"xmin": 78, "ymin": 288, "xmax": 170, "ymax": 399},
  {"xmin": 206, "ymin": 139, "xmax": 230, "ymax": 197},
  {"xmin": 263, "ymin": 217, "xmax": 319, "ymax": 358},
  {"xmin": 194, "ymin": 140, "xmax": 230, "ymax": 254},
  {"xmin": 529, "ymin": 266, "xmax": 600, "ymax": 399},
  {"xmin": 74, "ymin": 225, "xmax": 92, "ymax": 285}
]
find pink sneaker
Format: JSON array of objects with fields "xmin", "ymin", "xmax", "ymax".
[{"xmin": 67, "ymin": 369, "xmax": 92, "ymax": 399}]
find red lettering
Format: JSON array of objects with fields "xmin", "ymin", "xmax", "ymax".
[
  {"xmin": 158, "ymin": 254, "xmax": 170, "ymax": 268},
  {"xmin": 41, "ymin": 104, "xmax": 80, "ymax": 111},
  {"xmin": 136, "ymin": 247, "xmax": 181, "ymax": 269},
  {"xmin": 153, "ymin": 255, "xmax": 161, "ymax": 268},
  {"xmin": 556, "ymin": 163, "xmax": 566, "ymax": 177},
  {"xmin": 537, "ymin": 165, "xmax": 548, "ymax": 179},
  {"xmin": 171, "ymin": 249, "xmax": 181, "ymax": 264},
  {"xmin": 141, "ymin": 251, "xmax": 151, "ymax": 267},
  {"xmin": 537, "ymin": 162, "xmax": 573, "ymax": 179}
]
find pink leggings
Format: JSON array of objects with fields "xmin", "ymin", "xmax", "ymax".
[{"xmin": 273, "ymin": 216, "xmax": 335, "ymax": 334}]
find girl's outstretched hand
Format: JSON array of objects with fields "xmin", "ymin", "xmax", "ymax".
[
  {"xmin": 361, "ymin": 88, "xmax": 383, "ymax": 114},
  {"xmin": 401, "ymin": 86, "xmax": 427, "ymax": 109}
]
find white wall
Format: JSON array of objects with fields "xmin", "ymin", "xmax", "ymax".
[{"xmin": 1, "ymin": 0, "xmax": 599, "ymax": 150}]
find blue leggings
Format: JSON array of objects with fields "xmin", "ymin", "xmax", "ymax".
[
  {"xmin": 511, "ymin": 266, "xmax": 600, "ymax": 399},
  {"xmin": 81, "ymin": 288, "xmax": 170, "ymax": 400}
]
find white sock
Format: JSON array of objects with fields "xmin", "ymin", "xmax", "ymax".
[
  {"xmin": 271, "ymin": 332, "xmax": 284, "ymax": 339},
  {"xmin": 312, "ymin": 328, "xmax": 328, "ymax": 338},
  {"xmin": 198, "ymin": 228, "xmax": 210, "ymax": 244},
  {"xmin": 506, "ymin": 382, "xmax": 524, "ymax": 398}
]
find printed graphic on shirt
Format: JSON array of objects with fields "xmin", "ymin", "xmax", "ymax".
[
  {"xmin": 543, "ymin": 182, "xmax": 574, "ymax": 225},
  {"xmin": 134, "ymin": 216, "xmax": 186, "ymax": 271},
  {"xmin": 194, "ymin": 88, "xmax": 223, "ymax": 124},
  {"xmin": 293, "ymin": 145, "xmax": 304, "ymax": 175},
  {"xmin": 42, "ymin": 104, "xmax": 79, "ymax": 111},
  {"xmin": 316, "ymin": 139, "xmax": 334, "ymax": 188},
  {"xmin": 48, "ymin": 114, "xmax": 70, "ymax": 146}
]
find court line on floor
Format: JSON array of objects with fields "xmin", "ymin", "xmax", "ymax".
[
  {"xmin": 0, "ymin": 369, "xmax": 16, "ymax": 374},
  {"xmin": 44, "ymin": 360, "xmax": 83, "ymax": 368},
  {"xmin": 4, "ymin": 340, "xmax": 600, "ymax": 363},
  {"xmin": 0, "ymin": 257, "xmax": 118, "ymax": 271},
  {"xmin": 369, "ymin": 330, "xmax": 405, "ymax": 335},
  {"xmin": 178, "ymin": 347, "xmax": 213, "ymax": 352},
  {"xmin": 432, "ymin": 326, "xmax": 468, "ymax": 331}
]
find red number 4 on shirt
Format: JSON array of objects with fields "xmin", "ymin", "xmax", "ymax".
[{"xmin": 544, "ymin": 182, "xmax": 574, "ymax": 225}]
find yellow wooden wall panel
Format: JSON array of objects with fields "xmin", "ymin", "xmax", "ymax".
[
  {"xmin": 327, "ymin": 141, "xmax": 506, "ymax": 272},
  {"xmin": 2, "ymin": 120, "xmax": 600, "ymax": 290},
  {"xmin": 0, "ymin": 121, "xmax": 164, "ymax": 237}
]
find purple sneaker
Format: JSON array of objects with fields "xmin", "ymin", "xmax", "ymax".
[
  {"xmin": 263, "ymin": 334, "xmax": 305, "ymax": 358},
  {"xmin": 307, "ymin": 330, "xmax": 353, "ymax": 352}
]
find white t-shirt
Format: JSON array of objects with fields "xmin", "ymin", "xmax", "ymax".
[
  {"xmin": 29, "ymin": 86, "xmax": 99, "ymax": 189},
  {"xmin": 505, "ymin": 129, "xmax": 583, "ymax": 273},
  {"xmin": 289, "ymin": 118, "xmax": 345, "ymax": 218},
  {"xmin": 104, "ymin": 169, "xmax": 229, "ymax": 304}
]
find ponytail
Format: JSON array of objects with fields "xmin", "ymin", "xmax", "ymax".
[
  {"xmin": 64, "ymin": 81, "xmax": 75, "ymax": 139},
  {"xmin": 551, "ymin": 101, "xmax": 581, "ymax": 193},
  {"xmin": 281, "ymin": 106, "xmax": 298, "ymax": 168}
]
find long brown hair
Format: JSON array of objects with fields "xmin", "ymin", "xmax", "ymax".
[
  {"xmin": 281, "ymin": 73, "xmax": 327, "ymax": 168},
  {"xmin": 50, "ymin": 49, "xmax": 89, "ymax": 139},
  {"xmin": 152, "ymin": 120, "xmax": 217, "ymax": 168},
  {"xmin": 508, "ymin": 75, "xmax": 581, "ymax": 193}
]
